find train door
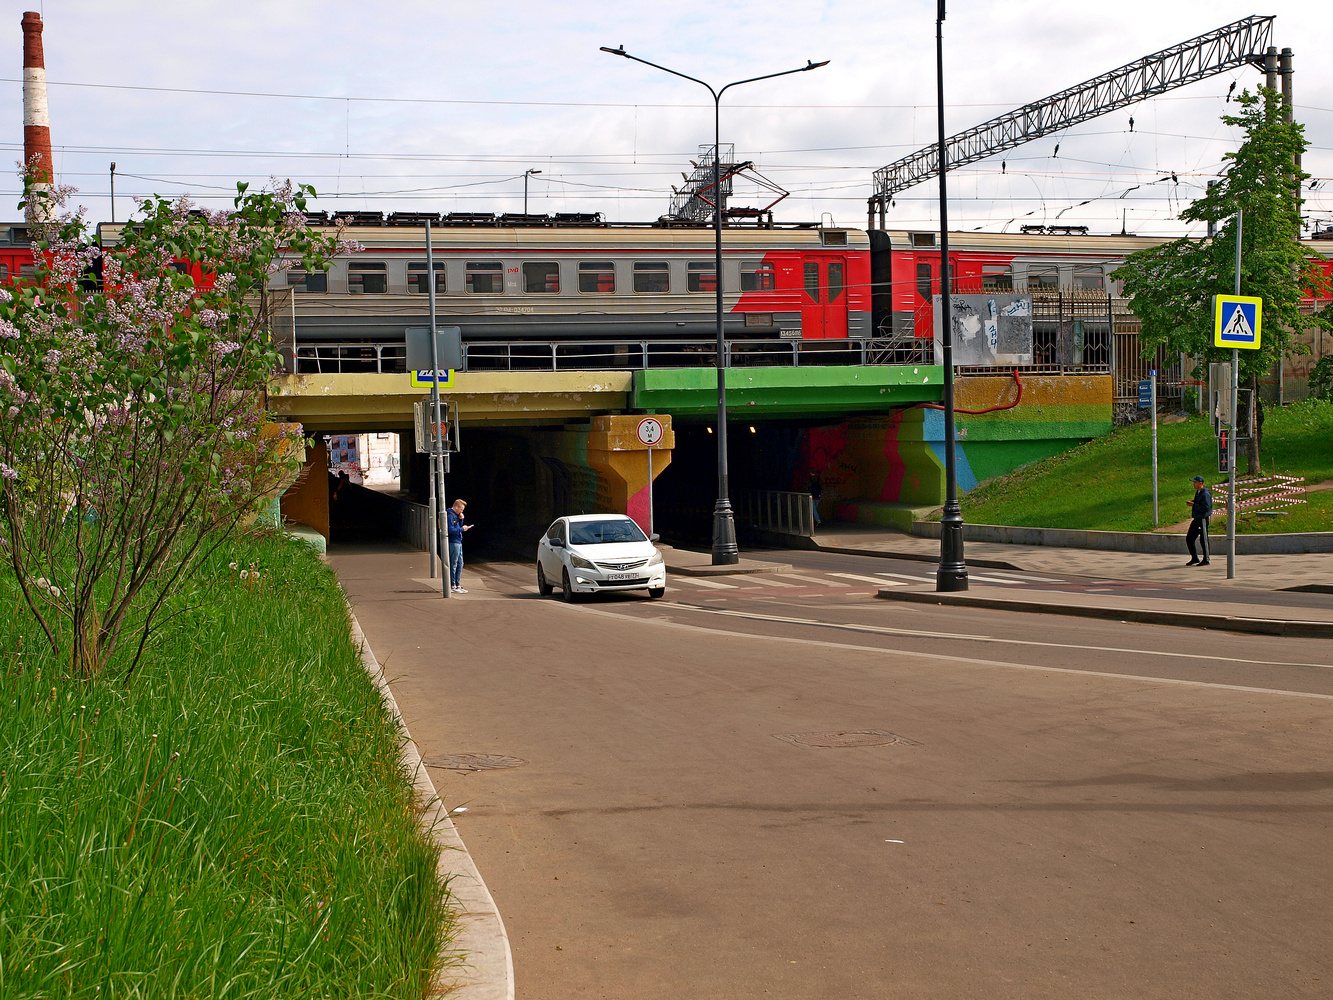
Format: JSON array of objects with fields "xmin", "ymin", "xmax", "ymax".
[
  {"xmin": 914, "ymin": 259, "xmax": 934, "ymax": 337},
  {"xmin": 825, "ymin": 257, "xmax": 847, "ymax": 339},
  {"xmin": 800, "ymin": 257, "xmax": 849, "ymax": 339},
  {"xmin": 802, "ymin": 260, "xmax": 825, "ymax": 338}
]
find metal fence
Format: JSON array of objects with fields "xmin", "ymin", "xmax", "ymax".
[
  {"xmin": 295, "ymin": 337, "xmax": 918, "ymax": 374},
  {"xmin": 738, "ymin": 489, "xmax": 816, "ymax": 537},
  {"xmin": 1110, "ymin": 304, "xmax": 1185, "ymax": 407}
]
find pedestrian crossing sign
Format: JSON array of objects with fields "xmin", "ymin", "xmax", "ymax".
[
  {"xmin": 410, "ymin": 369, "xmax": 455, "ymax": 388},
  {"xmin": 1213, "ymin": 295, "xmax": 1262, "ymax": 349}
]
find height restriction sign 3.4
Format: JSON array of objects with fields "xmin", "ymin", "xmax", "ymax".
[
  {"xmin": 1213, "ymin": 294, "xmax": 1263, "ymax": 349},
  {"xmin": 636, "ymin": 417, "xmax": 664, "ymax": 447}
]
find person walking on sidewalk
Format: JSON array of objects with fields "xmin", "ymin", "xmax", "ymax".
[
  {"xmin": 1184, "ymin": 475, "xmax": 1212, "ymax": 566},
  {"xmin": 446, "ymin": 499, "xmax": 473, "ymax": 592}
]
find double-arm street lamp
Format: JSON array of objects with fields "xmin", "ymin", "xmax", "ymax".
[{"xmin": 600, "ymin": 46, "xmax": 828, "ymax": 565}]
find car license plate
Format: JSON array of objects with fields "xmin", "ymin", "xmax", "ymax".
[{"xmin": 607, "ymin": 572, "xmax": 636, "ymax": 582}]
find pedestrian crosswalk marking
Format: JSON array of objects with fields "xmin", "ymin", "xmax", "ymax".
[
  {"xmin": 831, "ymin": 573, "xmax": 908, "ymax": 586},
  {"xmin": 672, "ymin": 577, "xmax": 737, "ymax": 589},
  {"xmin": 783, "ymin": 573, "xmax": 851, "ymax": 587}
]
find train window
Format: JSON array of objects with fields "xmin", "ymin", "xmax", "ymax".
[
  {"xmin": 348, "ymin": 261, "xmax": 388, "ymax": 294},
  {"xmin": 916, "ymin": 262, "xmax": 932, "ymax": 300},
  {"xmin": 1073, "ymin": 267, "xmax": 1104, "ymax": 291},
  {"xmin": 828, "ymin": 261, "xmax": 845, "ymax": 303},
  {"xmin": 982, "ymin": 265, "xmax": 1012, "ymax": 292},
  {"xmin": 169, "ymin": 261, "xmax": 189, "ymax": 275},
  {"xmin": 523, "ymin": 262, "xmax": 560, "ymax": 293},
  {"xmin": 633, "ymin": 261, "xmax": 669, "ymax": 293},
  {"xmin": 741, "ymin": 261, "xmax": 775, "ymax": 291},
  {"xmin": 407, "ymin": 261, "xmax": 445, "ymax": 294},
  {"xmin": 578, "ymin": 261, "xmax": 615, "ymax": 293},
  {"xmin": 0, "ymin": 263, "xmax": 8, "ymax": 281},
  {"xmin": 910, "ymin": 233, "xmax": 936, "ymax": 248},
  {"xmin": 19, "ymin": 263, "xmax": 34, "ymax": 279},
  {"xmin": 287, "ymin": 268, "xmax": 328, "ymax": 293},
  {"xmin": 804, "ymin": 262, "xmax": 820, "ymax": 304},
  {"xmin": 687, "ymin": 262, "xmax": 718, "ymax": 293},
  {"xmin": 1027, "ymin": 266, "xmax": 1059, "ymax": 290},
  {"xmin": 465, "ymin": 261, "xmax": 504, "ymax": 294}
]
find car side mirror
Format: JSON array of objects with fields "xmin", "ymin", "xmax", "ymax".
[
  {"xmin": 649, "ymin": 533, "xmax": 660, "ymax": 542},
  {"xmin": 550, "ymin": 538, "xmax": 564, "ymax": 547}
]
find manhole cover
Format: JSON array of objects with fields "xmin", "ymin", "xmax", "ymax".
[
  {"xmin": 774, "ymin": 730, "xmax": 917, "ymax": 749},
  {"xmin": 425, "ymin": 753, "xmax": 527, "ymax": 772}
]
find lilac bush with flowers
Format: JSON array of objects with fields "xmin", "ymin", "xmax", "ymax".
[{"xmin": 0, "ymin": 178, "xmax": 353, "ymax": 678}]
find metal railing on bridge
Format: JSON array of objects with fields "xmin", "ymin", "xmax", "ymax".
[
  {"xmin": 738, "ymin": 489, "xmax": 817, "ymax": 538},
  {"xmin": 295, "ymin": 338, "xmax": 918, "ymax": 374}
]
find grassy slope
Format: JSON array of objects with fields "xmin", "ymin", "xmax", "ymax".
[
  {"xmin": 0, "ymin": 534, "xmax": 453, "ymax": 999},
  {"xmin": 957, "ymin": 398, "xmax": 1333, "ymax": 534}
]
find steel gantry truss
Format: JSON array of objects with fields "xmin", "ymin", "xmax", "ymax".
[
  {"xmin": 868, "ymin": 15, "xmax": 1276, "ymax": 223},
  {"xmin": 669, "ymin": 144, "xmax": 791, "ymax": 225}
]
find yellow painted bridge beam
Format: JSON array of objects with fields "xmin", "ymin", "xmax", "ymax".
[{"xmin": 270, "ymin": 371, "xmax": 634, "ymax": 433}]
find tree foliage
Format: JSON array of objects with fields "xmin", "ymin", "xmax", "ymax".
[
  {"xmin": 0, "ymin": 179, "xmax": 350, "ymax": 678},
  {"xmin": 1111, "ymin": 89, "xmax": 1332, "ymax": 466}
]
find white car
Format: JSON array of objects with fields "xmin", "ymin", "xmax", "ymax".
[{"xmin": 537, "ymin": 514, "xmax": 666, "ymax": 602}]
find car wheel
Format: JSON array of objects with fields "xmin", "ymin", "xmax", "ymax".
[
  {"xmin": 537, "ymin": 562, "xmax": 553, "ymax": 596},
  {"xmin": 647, "ymin": 586, "xmax": 665, "ymax": 599},
  {"xmin": 561, "ymin": 568, "xmax": 577, "ymax": 603}
]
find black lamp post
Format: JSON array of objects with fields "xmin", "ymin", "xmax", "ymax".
[
  {"xmin": 934, "ymin": 0, "xmax": 968, "ymax": 591},
  {"xmin": 601, "ymin": 46, "xmax": 829, "ymax": 565}
]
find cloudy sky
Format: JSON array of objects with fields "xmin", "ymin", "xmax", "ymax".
[{"xmin": 4, "ymin": 0, "xmax": 1330, "ymax": 237}]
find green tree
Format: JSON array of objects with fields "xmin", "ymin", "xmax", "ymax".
[
  {"xmin": 1111, "ymin": 88, "xmax": 1332, "ymax": 471},
  {"xmin": 0, "ymin": 178, "xmax": 350, "ymax": 678}
]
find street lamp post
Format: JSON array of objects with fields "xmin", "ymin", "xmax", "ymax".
[
  {"xmin": 934, "ymin": 0, "xmax": 968, "ymax": 592},
  {"xmin": 601, "ymin": 46, "xmax": 828, "ymax": 565},
  {"xmin": 523, "ymin": 168, "xmax": 541, "ymax": 215}
]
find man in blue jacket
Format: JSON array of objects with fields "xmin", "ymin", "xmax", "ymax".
[
  {"xmin": 1184, "ymin": 475, "xmax": 1212, "ymax": 566},
  {"xmin": 446, "ymin": 498, "xmax": 472, "ymax": 592}
]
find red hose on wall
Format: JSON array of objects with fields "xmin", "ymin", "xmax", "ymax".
[{"xmin": 918, "ymin": 368, "xmax": 1023, "ymax": 415}]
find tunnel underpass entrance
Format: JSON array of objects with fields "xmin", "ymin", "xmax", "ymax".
[{"xmin": 652, "ymin": 419, "xmax": 824, "ymax": 546}]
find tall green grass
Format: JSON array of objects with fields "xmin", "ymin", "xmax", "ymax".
[{"xmin": 0, "ymin": 533, "xmax": 454, "ymax": 998}]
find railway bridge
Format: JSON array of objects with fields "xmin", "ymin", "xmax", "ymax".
[{"xmin": 271, "ymin": 356, "xmax": 1112, "ymax": 551}]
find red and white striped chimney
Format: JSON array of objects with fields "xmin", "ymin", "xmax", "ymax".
[{"xmin": 21, "ymin": 10, "xmax": 54, "ymax": 221}]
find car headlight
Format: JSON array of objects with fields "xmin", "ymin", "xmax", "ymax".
[
  {"xmin": 648, "ymin": 550, "xmax": 664, "ymax": 567},
  {"xmin": 569, "ymin": 553, "xmax": 596, "ymax": 570}
]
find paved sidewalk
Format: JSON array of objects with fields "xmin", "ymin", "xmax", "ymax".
[{"xmin": 808, "ymin": 524, "xmax": 1333, "ymax": 592}]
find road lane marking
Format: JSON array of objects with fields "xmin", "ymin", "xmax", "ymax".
[
  {"xmin": 667, "ymin": 603, "xmax": 1333, "ymax": 671},
  {"xmin": 876, "ymin": 572, "xmax": 935, "ymax": 583},
  {"xmin": 573, "ymin": 604, "xmax": 1333, "ymax": 701},
  {"xmin": 831, "ymin": 573, "xmax": 908, "ymax": 586}
]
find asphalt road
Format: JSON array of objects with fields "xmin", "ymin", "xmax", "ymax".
[{"xmin": 333, "ymin": 545, "xmax": 1333, "ymax": 1000}]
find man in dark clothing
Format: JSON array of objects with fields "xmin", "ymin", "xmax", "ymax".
[
  {"xmin": 809, "ymin": 471, "xmax": 823, "ymax": 529},
  {"xmin": 446, "ymin": 499, "xmax": 472, "ymax": 592},
  {"xmin": 1184, "ymin": 475, "xmax": 1213, "ymax": 566}
]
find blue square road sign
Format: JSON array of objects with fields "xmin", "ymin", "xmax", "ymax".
[{"xmin": 1213, "ymin": 295, "xmax": 1263, "ymax": 349}]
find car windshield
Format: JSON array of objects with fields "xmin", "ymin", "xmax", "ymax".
[{"xmin": 569, "ymin": 518, "xmax": 648, "ymax": 546}]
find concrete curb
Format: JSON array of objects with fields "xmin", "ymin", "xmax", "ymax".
[
  {"xmin": 812, "ymin": 542, "xmax": 1023, "ymax": 571},
  {"xmin": 349, "ymin": 610, "xmax": 515, "ymax": 1000},
  {"xmin": 909, "ymin": 521, "xmax": 1333, "ymax": 555},
  {"xmin": 875, "ymin": 588, "xmax": 1333, "ymax": 639}
]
